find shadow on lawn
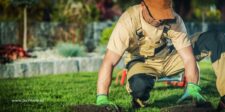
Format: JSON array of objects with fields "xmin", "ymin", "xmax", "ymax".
[
  {"xmin": 0, "ymin": 99, "xmax": 66, "ymax": 111},
  {"xmin": 154, "ymin": 85, "xmax": 182, "ymax": 90},
  {"xmin": 151, "ymin": 94, "xmax": 181, "ymax": 108},
  {"xmin": 201, "ymin": 82, "xmax": 219, "ymax": 96},
  {"xmin": 199, "ymin": 73, "xmax": 219, "ymax": 96},
  {"xmin": 200, "ymin": 77, "xmax": 216, "ymax": 83},
  {"xmin": 66, "ymin": 104, "xmax": 126, "ymax": 112}
]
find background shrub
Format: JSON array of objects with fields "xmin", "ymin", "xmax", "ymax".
[
  {"xmin": 55, "ymin": 42, "xmax": 86, "ymax": 57},
  {"xmin": 100, "ymin": 24, "xmax": 115, "ymax": 45}
]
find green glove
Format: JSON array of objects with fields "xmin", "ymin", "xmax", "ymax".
[
  {"xmin": 96, "ymin": 94, "xmax": 119, "ymax": 111},
  {"xmin": 177, "ymin": 83, "xmax": 206, "ymax": 103},
  {"xmin": 96, "ymin": 94, "xmax": 112, "ymax": 105},
  {"xmin": 96, "ymin": 94, "xmax": 118, "ymax": 108}
]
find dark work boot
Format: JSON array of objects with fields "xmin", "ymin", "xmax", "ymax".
[{"xmin": 217, "ymin": 96, "xmax": 225, "ymax": 112}]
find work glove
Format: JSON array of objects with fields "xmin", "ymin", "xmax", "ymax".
[
  {"xmin": 96, "ymin": 94, "xmax": 112, "ymax": 105},
  {"xmin": 96, "ymin": 94, "xmax": 118, "ymax": 110},
  {"xmin": 177, "ymin": 83, "xmax": 206, "ymax": 103}
]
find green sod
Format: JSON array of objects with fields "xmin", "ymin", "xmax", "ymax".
[{"xmin": 0, "ymin": 61, "xmax": 220, "ymax": 112}]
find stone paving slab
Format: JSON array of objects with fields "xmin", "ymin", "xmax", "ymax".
[{"xmin": 0, "ymin": 57, "xmax": 125, "ymax": 78}]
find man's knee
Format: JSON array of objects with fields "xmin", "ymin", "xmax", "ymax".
[
  {"xmin": 128, "ymin": 73, "xmax": 155, "ymax": 100},
  {"xmin": 192, "ymin": 31, "xmax": 225, "ymax": 62}
]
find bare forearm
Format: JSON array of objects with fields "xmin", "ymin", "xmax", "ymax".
[
  {"xmin": 97, "ymin": 49, "xmax": 121, "ymax": 95},
  {"xmin": 178, "ymin": 46, "xmax": 199, "ymax": 84},
  {"xmin": 184, "ymin": 58, "xmax": 199, "ymax": 84},
  {"xmin": 97, "ymin": 61, "xmax": 113, "ymax": 95}
]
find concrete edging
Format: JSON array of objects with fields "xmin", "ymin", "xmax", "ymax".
[{"xmin": 0, "ymin": 57, "xmax": 125, "ymax": 78}]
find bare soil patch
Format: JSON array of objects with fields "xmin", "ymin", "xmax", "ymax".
[
  {"xmin": 70, "ymin": 104, "xmax": 125, "ymax": 112},
  {"xmin": 161, "ymin": 102, "xmax": 216, "ymax": 112}
]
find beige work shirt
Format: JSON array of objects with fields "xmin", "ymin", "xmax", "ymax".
[{"xmin": 107, "ymin": 5, "xmax": 191, "ymax": 57}]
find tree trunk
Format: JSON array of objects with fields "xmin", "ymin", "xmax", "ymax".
[{"xmin": 23, "ymin": 6, "xmax": 27, "ymax": 51}]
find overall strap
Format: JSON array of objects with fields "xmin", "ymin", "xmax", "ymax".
[
  {"xmin": 125, "ymin": 5, "xmax": 146, "ymax": 70},
  {"xmin": 127, "ymin": 5, "xmax": 144, "ymax": 40}
]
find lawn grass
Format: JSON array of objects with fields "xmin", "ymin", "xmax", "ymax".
[{"xmin": 0, "ymin": 61, "xmax": 220, "ymax": 112}]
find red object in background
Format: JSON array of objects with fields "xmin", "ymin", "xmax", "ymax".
[
  {"xmin": 0, "ymin": 44, "xmax": 31, "ymax": 64},
  {"xmin": 120, "ymin": 69, "xmax": 127, "ymax": 86},
  {"xmin": 165, "ymin": 76, "xmax": 187, "ymax": 87}
]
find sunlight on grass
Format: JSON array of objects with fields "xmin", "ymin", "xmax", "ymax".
[{"xmin": 0, "ymin": 61, "xmax": 220, "ymax": 112}]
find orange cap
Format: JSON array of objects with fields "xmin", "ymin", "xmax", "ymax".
[{"xmin": 144, "ymin": 0, "xmax": 175, "ymax": 20}]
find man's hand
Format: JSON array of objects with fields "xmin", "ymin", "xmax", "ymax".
[
  {"xmin": 96, "ymin": 95, "xmax": 112, "ymax": 105},
  {"xmin": 177, "ymin": 83, "xmax": 206, "ymax": 103},
  {"xmin": 96, "ymin": 94, "xmax": 119, "ymax": 110}
]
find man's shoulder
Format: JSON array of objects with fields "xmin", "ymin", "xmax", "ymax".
[
  {"xmin": 169, "ymin": 12, "xmax": 185, "ymax": 30},
  {"xmin": 117, "ymin": 4, "xmax": 141, "ymax": 27},
  {"xmin": 125, "ymin": 4, "xmax": 141, "ymax": 16},
  {"xmin": 173, "ymin": 12, "xmax": 184, "ymax": 24},
  {"xmin": 119, "ymin": 4, "xmax": 141, "ymax": 25}
]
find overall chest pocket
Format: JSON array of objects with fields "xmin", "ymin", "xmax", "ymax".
[
  {"xmin": 127, "ymin": 29, "xmax": 166, "ymax": 58},
  {"xmin": 139, "ymin": 36, "xmax": 156, "ymax": 57}
]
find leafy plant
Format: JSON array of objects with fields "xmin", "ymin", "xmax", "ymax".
[
  {"xmin": 192, "ymin": 0, "xmax": 221, "ymax": 22},
  {"xmin": 100, "ymin": 24, "xmax": 115, "ymax": 45},
  {"xmin": 55, "ymin": 42, "xmax": 86, "ymax": 57},
  {"xmin": 52, "ymin": 0, "xmax": 100, "ymax": 42}
]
